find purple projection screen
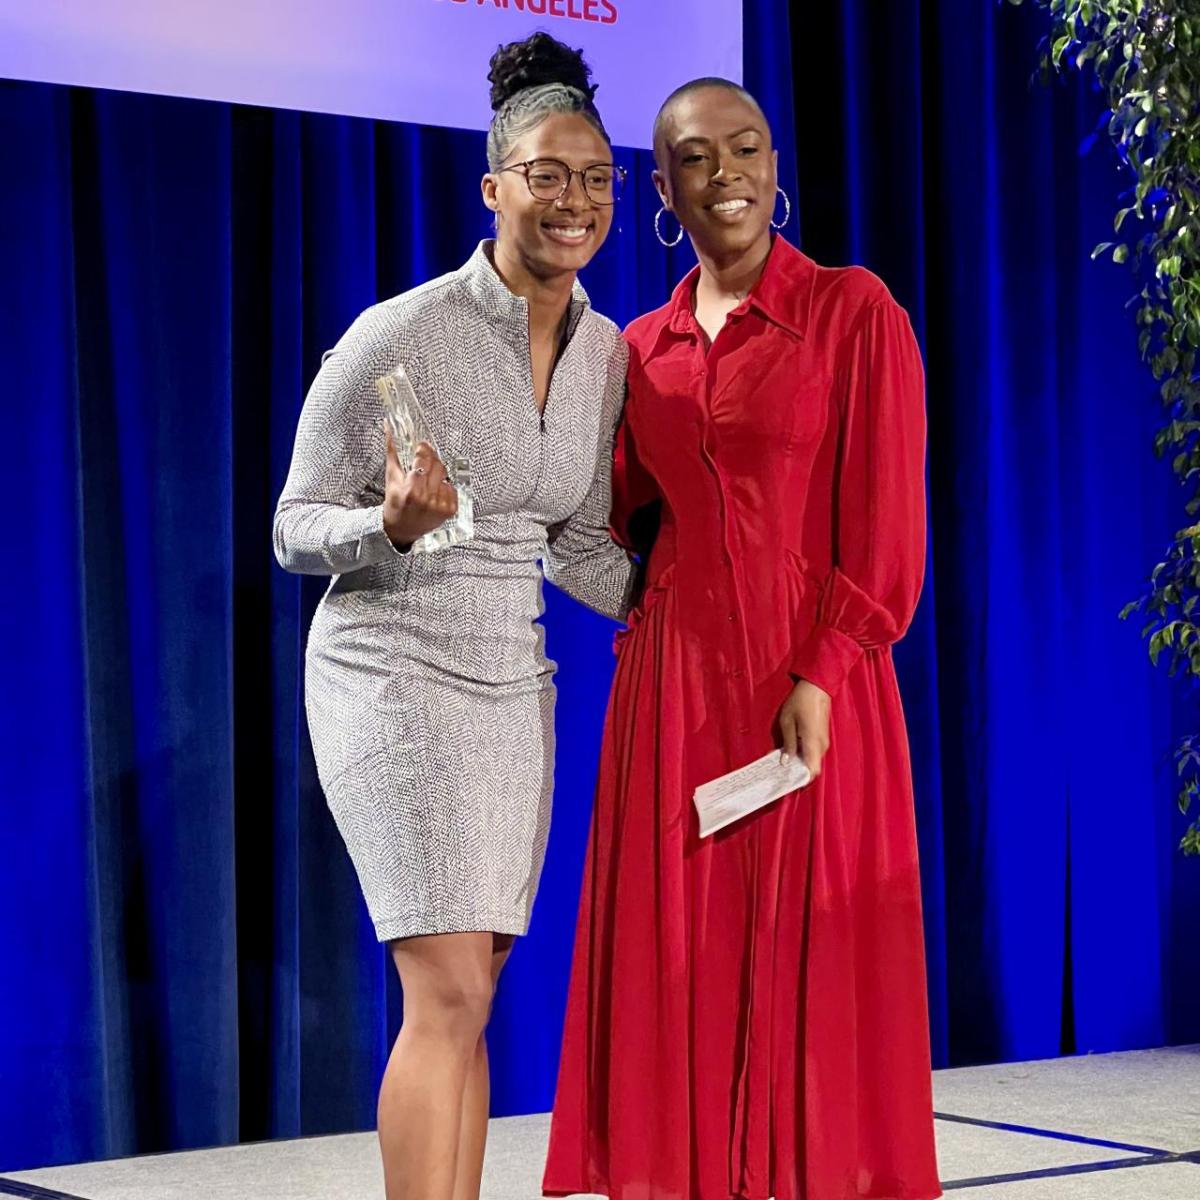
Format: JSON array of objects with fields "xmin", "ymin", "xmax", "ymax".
[{"xmin": 0, "ymin": 1, "xmax": 742, "ymax": 148}]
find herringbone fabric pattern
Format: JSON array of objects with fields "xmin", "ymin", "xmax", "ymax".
[{"xmin": 274, "ymin": 242, "xmax": 633, "ymax": 941}]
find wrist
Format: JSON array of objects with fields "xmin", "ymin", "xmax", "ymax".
[{"xmin": 381, "ymin": 508, "xmax": 414, "ymax": 554}]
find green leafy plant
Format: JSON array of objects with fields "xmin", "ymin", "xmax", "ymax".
[{"xmin": 1010, "ymin": 0, "xmax": 1200, "ymax": 853}]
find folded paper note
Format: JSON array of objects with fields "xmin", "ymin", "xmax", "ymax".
[{"xmin": 694, "ymin": 750, "xmax": 813, "ymax": 838}]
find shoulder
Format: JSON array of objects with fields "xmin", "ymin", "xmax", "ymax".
[
  {"xmin": 577, "ymin": 307, "xmax": 628, "ymax": 371},
  {"xmin": 343, "ymin": 270, "xmax": 468, "ymax": 356},
  {"xmin": 621, "ymin": 300, "xmax": 676, "ymax": 379},
  {"xmin": 580, "ymin": 305, "xmax": 622, "ymax": 347},
  {"xmin": 623, "ymin": 298, "xmax": 674, "ymax": 350},
  {"xmin": 810, "ymin": 262, "xmax": 899, "ymax": 324},
  {"xmin": 331, "ymin": 269, "xmax": 470, "ymax": 363},
  {"xmin": 801, "ymin": 262, "xmax": 920, "ymax": 364},
  {"xmin": 575, "ymin": 310, "xmax": 628, "ymax": 421}
]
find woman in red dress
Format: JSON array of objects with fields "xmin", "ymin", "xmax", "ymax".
[{"xmin": 543, "ymin": 79, "xmax": 941, "ymax": 1200}]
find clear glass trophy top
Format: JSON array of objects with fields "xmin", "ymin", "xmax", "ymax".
[{"xmin": 376, "ymin": 364, "xmax": 474, "ymax": 554}]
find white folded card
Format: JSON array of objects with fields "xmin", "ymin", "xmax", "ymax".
[{"xmin": 694, "ymin": 751, "xmax": 813, "ymax": 838}]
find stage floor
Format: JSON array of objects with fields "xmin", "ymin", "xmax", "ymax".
[{"xmin": 3, "ymin": 1046, "xmax": 1197, "ymax": 1200}]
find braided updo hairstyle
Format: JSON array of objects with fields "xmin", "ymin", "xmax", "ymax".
[{"xmin": 486, "ymin": 32, "xmax": 610, "ymax": 171}]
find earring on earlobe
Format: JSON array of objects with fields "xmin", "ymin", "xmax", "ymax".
[
  {"xmin": 770, "ymin": 187, "xmax": 792, "ymax": 231},
  {"xmin": 654, "ymin": 206, "xmax": 684, "ymax": 248}
]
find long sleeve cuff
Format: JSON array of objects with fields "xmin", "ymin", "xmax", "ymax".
[
  {"xmin": 544, "ymin": 542, "xmax": 636, "ymax": 622},
  {"xmin": 789, "ymin": 621, "xmax": 863, "ymax": 697},
  {"xmin": 788, "ymin": 565, "xmax": 913, "ymax": 696},
  {"xmin": 358, "ymin": 503, "xmax": 410, "ymax": 563},
  {"xmin": 273, "ymin": 501, "xmax": 407, "ymax": 576}
]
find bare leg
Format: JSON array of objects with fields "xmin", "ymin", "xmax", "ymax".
[
  {"xmin": 451, "ymin": 934, "xmax": 515, "ymax": 1200},
  {"xmin": 378, "ymin": 932, "xmax": 495, "ymax": 1200}
]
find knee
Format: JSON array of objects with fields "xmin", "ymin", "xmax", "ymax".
[{"xmin": 409, "ymin": 968, "xmax": 495, "ymax": 1043}]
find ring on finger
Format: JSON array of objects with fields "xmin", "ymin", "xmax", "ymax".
[{"xmin": 412, "ymin": 466, "xmax": 427, "ymax": 476}]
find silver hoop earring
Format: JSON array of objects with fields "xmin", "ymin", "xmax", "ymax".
[
  {"xmin": 654, "ymin": 206, "xmax": 684, "ymax": 248},
  {"xmin": 770, "ymin": 187, "xmax": 792, "ymax": 230}
]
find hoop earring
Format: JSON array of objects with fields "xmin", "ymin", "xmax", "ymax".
[
  {"xmin": 654, "ymin": 206, "xmax": 684, "ymax": 248},
  {"xmin": 770, "ymin": 187, "xmax": 792, "ymax": 230}
]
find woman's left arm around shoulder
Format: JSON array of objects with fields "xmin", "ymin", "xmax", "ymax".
[{"xmin": 543, "ymin": 333, "xmax": 638, "ymax": 622}]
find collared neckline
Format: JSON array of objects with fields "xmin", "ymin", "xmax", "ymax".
[
  {"xmin": 460, "ymin": 240, "xmax": 591, "ymax": 340},
  {"xmin": 665, "ymin": 234, "xmax": 816, "ymax": 342}
]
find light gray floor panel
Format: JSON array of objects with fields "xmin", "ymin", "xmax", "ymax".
[
  {"xmin": 952, "ymin": 1162, "xmax": 1200, "ymax": 1200},
  {"xmin": 5, "ymin": 1047, "xmax": 1198, "ymax": 1200},
  {"xmin": 933, "ymin": 1044, "xmax": 1200, "ymax": 1154}
]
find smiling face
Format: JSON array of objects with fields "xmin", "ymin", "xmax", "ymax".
[
  {"xmin": 483, "ymin": 111, "xmax": 615, "ymax": 281},
  {"xmin": 653, "ymin": 86, "xmax": 778, "ymax": 262}
]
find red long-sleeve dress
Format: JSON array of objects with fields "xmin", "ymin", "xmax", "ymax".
[{"xmin": 543, "ymin": 236, "xmax": 941, "ymax": 1200}]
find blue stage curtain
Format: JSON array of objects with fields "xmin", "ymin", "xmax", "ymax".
[{"xmin": 2, "ymin": 0, "xmax": 1198, "ymax": 1173}]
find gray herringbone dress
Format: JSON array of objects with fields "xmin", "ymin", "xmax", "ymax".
[{"xmin": 273, "ymin": 242, "xmax": 634, "ymax": 941}]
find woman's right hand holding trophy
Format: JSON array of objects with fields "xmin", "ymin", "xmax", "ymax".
[{"xmin": 382, "ymin": 429, "xmax": 459, "ymax": 551}]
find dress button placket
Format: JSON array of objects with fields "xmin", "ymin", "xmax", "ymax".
[{"xmin": 699, "ymin": 334, "xmax": 754, "ymax": 740}]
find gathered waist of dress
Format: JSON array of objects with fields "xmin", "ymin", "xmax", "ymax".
[
  {"xmin": 643, "ymin": 510, "xmax": 678, "ymax": 591},
  {"xmin": 643, "ymin": 508, "xmax": 817, "ymax": 592}
]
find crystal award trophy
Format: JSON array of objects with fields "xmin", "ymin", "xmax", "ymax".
[{"xmin": 376, "ymin": 364, "xmax": 474, "ymax": 554}]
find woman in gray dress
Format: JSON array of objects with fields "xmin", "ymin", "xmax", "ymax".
[{"xmin": 273, "ymin": 33, "xmax": 633, "ymax": 1200}]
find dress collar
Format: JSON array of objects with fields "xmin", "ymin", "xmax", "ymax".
[
  {"xmin": 665, "ymin": 234, "xmax": 816, "ymax": 341},
  {"xmin": 460, "ymin": 240, "xmax": 591, "ymax": 338}
]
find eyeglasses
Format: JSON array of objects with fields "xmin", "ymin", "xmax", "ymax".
[{"xmin": 497, "ymin": 158, "xmax": 626, "ymax": 205}]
